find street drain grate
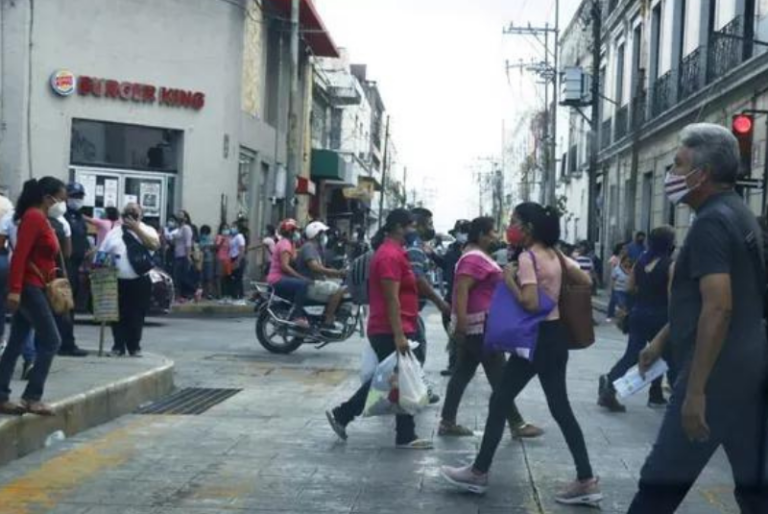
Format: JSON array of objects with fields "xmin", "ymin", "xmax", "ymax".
[{"xmin": 135, "ymin": 388, "xmax": 242, "ymax": 415}]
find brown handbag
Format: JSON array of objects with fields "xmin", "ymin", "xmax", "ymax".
[
  {"xmin": 555, "ymin": 251, "xmax": 595, "ymax": 350},
  {"xmin": 28, "ymin": 251, "xmax": 75, "ymax": 316}
]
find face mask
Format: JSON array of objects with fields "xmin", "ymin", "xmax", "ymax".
[
  {"xmin": 168, "ymin": 221, "xmax": 177, "ymax": 229},
  {"xmin": 319, "ymin": 234, "xmax": 329, "ymax": 247},
  {"xmin": 404, "ymin": 230, "xmax": 419, "ymax": 246},
  {"xmin": 67, "ymin": 199, "xmax": 84, "ymax": 211},
  {"xmin": 422, "ymin": 228, "xmax": 436, "ymax": 241},
  {"xmin": 456, "ymin": 233, "xmax": 468, "ymax": 244},
  {"xmin": 506, "ymin": 225, "xmax": 525, "ymax": 247},
  {"xmin": 665, "ymin": 169, "xmax": 701, "ymax": 205},
  {"xmin": 292, "ymin": 232, "xmax": 301, "ymax": 243},
  {"xmin": 49, "ymin": 199, "xmax": 67, "ymax": 218},
  {"xmin": 231, "ymin": 228, "xmax": 239, "ymax": 236}
]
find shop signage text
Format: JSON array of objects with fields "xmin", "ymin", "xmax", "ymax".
[
  {"xmin": 77, "ymin": 76, "xmax": 205, "ymax": 110},
  {"xmin": 49, "ymin": 70, "xmax": 206, "ymax": 110}
]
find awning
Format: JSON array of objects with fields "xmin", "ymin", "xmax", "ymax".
[
  {"xmin": 311, "ymin": 149, "xmax": 348, "ymax": 182},
  {"xmin": 268, "ymin": 0, "xmax": 339, "ymax": 58}
]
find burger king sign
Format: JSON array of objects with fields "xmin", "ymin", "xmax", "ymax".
[{"xmin": 50, "ymin": 70, "xmax": 76, "ymax": 96}]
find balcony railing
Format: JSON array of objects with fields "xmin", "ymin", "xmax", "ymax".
[
  {"xmin": 615, "ymin": 105, "xmax": 629, "ymax": 141},
  {"xmin": 679, "ymin": 47, "xmax": 703, "ymax": 100},
  {"xmin": 632, "ymin": 90, "xmax": 647, "ymax": 130},
  {"xmin": 601, "ymin": 118, "xmax": 612, "ymax": 149},
  {"xmin": 707, "ymin": 16, "xmax": 745, "ymax": 83},
  {"xmin": 651, "ymin": 69, "xmax": 675, "ymax": 117}
]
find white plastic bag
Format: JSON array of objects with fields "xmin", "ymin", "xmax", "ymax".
[
  {"xmin": 397, "ymin": 352, "xmax": 429, "ymax": 415},
  {"xmin": 363, "ymin": 351, "xmax": 403, "ymax": 417},
  {"xmin": 360, "ymin": 342, "xmax": 379, "ymax": 384}
]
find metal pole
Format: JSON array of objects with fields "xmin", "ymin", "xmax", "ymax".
[
  {"xmin": 550, "ymin": 0, "xmax": 560, "ymax": 208},
  {"xmin": 588, "ymin": 0, "xmax": 602, "ymax": 244},
  {"xmin": 286, "ymin": 0, "xmax": 300, "ymax": 218},
  {"xmin": 377, "ymin": 116, "xmax": 391, "ymax": 230},
  {"xmin": 541, "ymin": 25, "xmax": 550, "ymax": 206}
]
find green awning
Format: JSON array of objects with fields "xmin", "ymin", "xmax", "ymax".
[{"xmin": 311, "ymin": 149, "xmax": 347, "ymax": 181}]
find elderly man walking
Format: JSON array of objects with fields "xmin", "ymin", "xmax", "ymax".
[{"xmin": 628, "ymin": 123, "xmax": 768, "ymax": 513}]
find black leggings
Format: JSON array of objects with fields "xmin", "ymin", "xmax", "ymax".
[{"xmin": 474, "ymin": 320, "xmax": 593, "ymax": 480}]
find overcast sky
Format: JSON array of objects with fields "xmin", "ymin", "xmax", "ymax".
[{"xmin": 316, "ymin": 0, "xmax": 581, "ymax": 231}]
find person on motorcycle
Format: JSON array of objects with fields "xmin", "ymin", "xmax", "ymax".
[
  {"xmin": 266, "ymin": 219, "xmax": 310, "ymax": 329},
  {"xmin": 297, "ymin": 221, "xmax": 348, "ymax": 335}
]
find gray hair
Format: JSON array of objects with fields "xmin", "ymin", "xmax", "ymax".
[
  {"xmin": 122, "ymin": 202, "xmax": 142, "ymax": 218},
  {"xmin": 679, "ymin": 123, "xmax": 740, "ymax": 184}
]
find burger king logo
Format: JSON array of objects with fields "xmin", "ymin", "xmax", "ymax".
[{"xmin": 50, "ymin": 70, "xmax": 76, "ymax": 96}]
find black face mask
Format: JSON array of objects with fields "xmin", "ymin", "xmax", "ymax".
[{"xmin": 422, "ymin": 228, "xmax": 436, "ymax": 241}]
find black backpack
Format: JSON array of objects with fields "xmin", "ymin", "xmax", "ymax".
[{"xmin": 122, "ymin": 227, "xmax": 154, "ymax": 275}]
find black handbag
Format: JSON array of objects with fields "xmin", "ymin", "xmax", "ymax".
[{"xmin": 122, "ymin": 227, "xmax": 154, "ymax": 275}]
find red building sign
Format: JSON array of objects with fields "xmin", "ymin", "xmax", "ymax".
[{"xmin": 65, "ymin": 73, "xmax": 205, "ymax": 110}]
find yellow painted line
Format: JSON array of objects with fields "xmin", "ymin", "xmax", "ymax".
[
  {"xmin": 0, "ymin": 417, "xmax": 167, "ymax": 514},
  {"xmin": 700, "ymin": 486, "xmax": 737, "ymax": 513}
]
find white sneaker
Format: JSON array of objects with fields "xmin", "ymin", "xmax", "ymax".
[{"xmin": 0, "ymin": 338, "xmax": 6, "ymax": 356}]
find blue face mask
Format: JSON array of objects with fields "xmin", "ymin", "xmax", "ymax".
[
  {"xmin": 404, "ymin": 231, "xmax": 419, "ymax": 246},
  {"xmin": 230, "ymin": 228, "xmax": 238, "ymax": 236}
]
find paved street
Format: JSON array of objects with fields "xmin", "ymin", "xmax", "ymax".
[{"xmin": 0, "ymin": 308, "xmax": 739, "ymax": 514}]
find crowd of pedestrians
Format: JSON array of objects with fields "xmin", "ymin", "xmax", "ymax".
[{"xmin": 322, "ymin": 122, "xmax": 767, "ymax": 511}]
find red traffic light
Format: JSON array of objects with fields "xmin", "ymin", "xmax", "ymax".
[{"xmin": 733, "ymin": 114, "xmax": 754, "ymax": 135}]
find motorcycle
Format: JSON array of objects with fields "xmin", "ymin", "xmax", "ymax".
[{"xmin": 252, "ymin": 282, "xmax": 363, "ymax": 354}]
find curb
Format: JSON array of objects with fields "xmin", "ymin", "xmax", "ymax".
[
  {"xmin": 167, "ymin": 303, "xmax": 255, "ymax": 319},
  {"xmin": 0, "ymin": 357, "xmax": 174, "ymax": 466}
]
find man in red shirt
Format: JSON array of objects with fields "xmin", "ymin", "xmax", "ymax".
[{"xmin": 326, "ymin": 209, "xmax": 432, "ymax": 449}]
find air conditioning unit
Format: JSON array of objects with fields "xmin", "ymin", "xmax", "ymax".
[{"xmin": 561, "ymin": 67, "xmax": 591, "ymax": 107}]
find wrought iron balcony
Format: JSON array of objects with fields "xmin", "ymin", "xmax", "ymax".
[
  {"xmin": 707, "ymin": 16, "xmax": 745, "ymax": 83},
  {"xmin": 651, "ymin": 69, "xmax": 675, "ymax": 117},
  {"xmin": 632, "ymin": 90, "xmax": 647, "ymax": 130},
  {"xmin": 615, "ymin": 105, "xmax": 629, "ymax": 141},
  {"xmin": 679, "ymin": 47, "xmax": 703, "ymax": 100},
  {"xmin": 601, "ymin": 118, "xmax": 612, "ymax": 150}
]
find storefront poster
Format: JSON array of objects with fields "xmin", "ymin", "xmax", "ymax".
[
  {"xmin": 81, "ymin": 175, "xmax": 97, "ymax": 207},
  {"xmin": 124, "ymin": 194, "xmax": 138, "ymax": 205},
  {"xmin": 139, "ymin": 182, "xmax": 161, "ymax": 216},
  {"xmin": 104, "ymin": 180, "xmax": 118, "ymax": 207},
  {"xmin": 96, "ymin": 185, "xmax": 105, "ymax": 197}
]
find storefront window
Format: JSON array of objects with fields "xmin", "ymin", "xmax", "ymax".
[{"xmin": 71, "ymin": 119, "xmax": 182, "ymax": 172}]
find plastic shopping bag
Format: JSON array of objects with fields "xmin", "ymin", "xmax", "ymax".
[
  {"xmin": 397, "ymin": 352, "xmax": 429, "ymax": 415},
  {"xmin": 360, "ymin": 342, "xmax": 379, "ymax": 384},
  {"xmin": 363, "ymin": 351, "xmax": 404, "ymax": 417}
]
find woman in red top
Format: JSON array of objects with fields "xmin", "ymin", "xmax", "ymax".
[{"xmin": 0, "ymin": 177, "xmax": 68, "ymax": 416}]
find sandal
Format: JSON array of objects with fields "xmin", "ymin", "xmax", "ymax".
[
  {"xmin": 0, "ymin": 401, "xmax": 25, "ymax": 416},
  {"xmin": 396, "ymin": 438, "xmax": 433, "ymax": 450},
  {"xmin": 21, "ymin": 400, "xmax": 55, "ymax": 417},
  {"xmin": 438, "ymin": 421, "xmax": 475, "ymax": 437},
  {"xmin": 512, "ymin": 423, "xmax": 544, "ymax": 439}
]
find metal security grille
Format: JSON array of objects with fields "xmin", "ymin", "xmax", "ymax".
[{"xmin": 135, "ymin": 388, "xmax": 241, "ymax": 415}]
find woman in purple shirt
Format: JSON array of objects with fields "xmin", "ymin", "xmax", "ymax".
[{"xmin": 439, "ymin": 216, "xmax": 542, "ymax": 439}]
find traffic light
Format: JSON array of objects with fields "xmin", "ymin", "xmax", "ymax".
[{"xmin": 732, "ymin": 114, "xmax": 754, "ymax": 178}]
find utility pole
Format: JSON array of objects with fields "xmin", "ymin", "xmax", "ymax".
[
  {"xmin": 504, "ymin": 16, "xmax": 560, "ymax": 207},
  {"xmin": 377, "ymin": 116, "xmax": 391, "ymax": 230},
  {"xmin": 587, "ymin": 0, "xmax": 602, "ymax": 244},
  {"xmin": 286, "ymin": 0, "xmax": 301, "ymax": 218}
]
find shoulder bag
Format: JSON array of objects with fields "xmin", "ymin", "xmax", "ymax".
[
  {"xmin": 555, "ymin": 250, "xmax": 596, "ymax": 350},
  {"xmin": 122, "ymin": 227, "xmax": 154, "ymax": 276},
  {"xmin": 28, "ymin": 251, "xmax": 74, "ymax": 315}
]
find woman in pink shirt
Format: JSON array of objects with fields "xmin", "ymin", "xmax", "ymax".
[
  {"xmin": 439, "ymin": 217, "xmax": 542, "ymax": 439},
  {"xmin": 266, "ymin": 219, "xmax": 310, "ymax": 327},
  {"xmin": 443, "ymin": 203, "xmax": 600, "ymax": 505},
  {"xmin": 215, "ymin": 223, "xmax": 231, "ymax": 298},
  {"xmin": 85, "ymin": 207, "xmax": 120, "ymax": 247}
]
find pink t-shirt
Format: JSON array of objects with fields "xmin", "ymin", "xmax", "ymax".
[
  {"xmin": 452, "ymin": 250, "xmax": 502, "ymax": 335},
  {"xmin": 267, "ymin": 238, "xmax": 295, "ymax": 284},
  {"xmin": 91, "ymin": 218, "xmax": 120, "ymax": 247},
  {"xmin": 216, "ymin": 235, "xmax": 230, "ymax": 262},
  {"xmin": 517, "ymin": 248, "xmax": 581, "ymax": 320}
]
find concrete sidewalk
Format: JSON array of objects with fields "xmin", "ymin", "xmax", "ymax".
[{"xmin": 0, "ymin": 350, "xmax": 173, "ymax": 465}]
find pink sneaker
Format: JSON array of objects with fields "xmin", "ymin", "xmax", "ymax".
[
  {"xmin": 440, "ymin": 464, "xmax": 488, "ymax": 494},
  {"xmin": 554, "ymin": 477, "xmax": 603, "ymax": 506}
]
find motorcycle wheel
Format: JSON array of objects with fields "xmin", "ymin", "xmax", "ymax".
[{"xmin": 255, "ymin": 306, "xmax": 305, "ymax": 354}]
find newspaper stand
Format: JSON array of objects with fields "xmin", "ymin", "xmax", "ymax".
[{"xmin": 89, "ymin": 257, "xmax": 119, "ymax": 357}]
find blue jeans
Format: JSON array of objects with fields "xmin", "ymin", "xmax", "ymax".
[
  {"xmin": 0, "ymin": 254, "xmax": 8, "ymax": 340},
  {"xmin": 273, "ymin": 278, "xmax": 309, "ymax": 317},
  {"xmin": 0, "ymin": 286, "xmax": 62, "ymax": 402},
  {"xmin": 24, "ymin": 331, "xmax": 36, "ymax": 362},
  {"xmin": 628, "ymin": 381, "xmax": 768, "ymax": 513},
  {"xmin": 607, "ymin": 290, "xmax": 628, "ymax": 318}
]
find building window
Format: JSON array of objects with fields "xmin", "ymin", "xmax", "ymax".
[
  {"xmin": 631, "ymin": 24, "xmax": 643, "ymax": 96},
  {"xmin": 70, "ymin": 119, "xmax": 181, "ymax": 172},
  {"xmin": 615, "ymin": 43, "xmax": 626, "ymax": 106},
  {"xmin": 650, "ymin": 4, "xmax": 662, "ymax": 80},
  {"xmin": 330, "ymin": 108, "xmax": 343, "ymax": 150}
]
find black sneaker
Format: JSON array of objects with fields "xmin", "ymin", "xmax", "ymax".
[
  {"xmin": 21, "ymin": 360, "xmax": 34, "ymax": 381},
  {"xmin": 325, "ymin": 410, "xmax": 348, "ymax": 441},
  {"xmin": 597, "ymin": 375, "xmax": 626, "ymax": 413},
  {"xmin": 648, "ymin": 396, "xmax": 668, "ymax": 409},
  {"xmin": 428, "ymin": 388, "xmax": 441, "ymax": 405},
  {"xmin": 58, "ymin": 347, "xmax": 88, "ymax": 357}
]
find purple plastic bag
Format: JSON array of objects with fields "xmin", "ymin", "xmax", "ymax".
[{"xmin": 483, "ymin": 252, "xmax": 556, "ymax": 361}]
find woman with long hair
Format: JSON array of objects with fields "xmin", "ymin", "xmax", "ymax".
[
  {"xmin": 442, "ymin": 202, "xmax": 602, "ymax": 505},
  {"xmin": 0, "ymin": 177, "xmax": 68, "ymax": 416},
  {"xmin": 439, "ymin": 216, "xmax": 542, "ymax": 439},
  {"xmin": 599, "ymin": 225, "xmax": 676, "ymax": 412}
]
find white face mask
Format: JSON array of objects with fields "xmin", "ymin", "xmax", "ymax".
[
  {"xmin": 67, "ymin": 199, "xmax": 84, "ymax": 211},
  {"xmin": 48, "ymin": 199, "xmax": 67, "ymax": 218},
  {"xmin": 456, "ymin": 233, "xmax": 468, "ymax": 244},
  {"xmin": 664, "ymin": 169, "xmax": 701, "ymax": 205}
]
